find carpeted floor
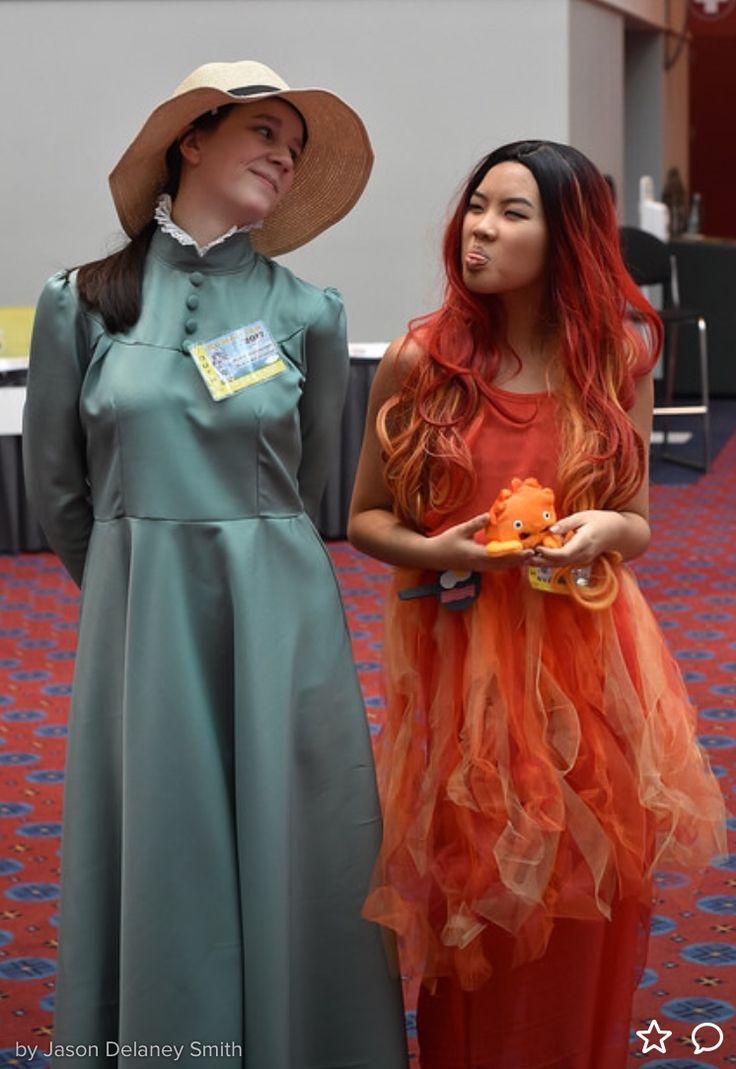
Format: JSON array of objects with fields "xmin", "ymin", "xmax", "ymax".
[{"xmin": 0, "ymin": 430, "xmax": 735, "ymax": 1067}]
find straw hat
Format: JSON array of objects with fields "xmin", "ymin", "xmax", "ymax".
[{"xmin": 109, "ymin": 60, "xmax": 373, "ymax": 256}]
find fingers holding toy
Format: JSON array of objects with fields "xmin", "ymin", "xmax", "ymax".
[
  {"xmin": 431, "ymin": 480, "xmax": 636, "ymax": 576},
  {"xmin": 428, "ymin": 513, "xmax": 532, "ymax": 572},
  {"xmin": 480, "ymin": 476, "xmax": 560, "ymax": 565},
  {"xmin": 482, "ymin": 547, "xmax": 536, "ymax": 571},
  {"xmin": 530, "ymin": 510, "xmax": 628, "ymax": 566}
]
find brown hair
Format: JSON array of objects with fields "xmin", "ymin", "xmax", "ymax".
[{"xmin": 75, "ymin": 107, "xmax": 233, "ymax": 333}]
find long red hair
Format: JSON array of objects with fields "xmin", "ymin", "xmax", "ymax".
[{"xmin": 378, "ymin": 141, "xmax": 662, "ymax": 606}]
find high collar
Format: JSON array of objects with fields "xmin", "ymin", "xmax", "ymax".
[
  {"xmin": 153, "ymin": 193, "xmax": 263, "ymax": 258},
  {"xmin": 148, "ymin": 227, "xmax": 259, "ymax": 274}
]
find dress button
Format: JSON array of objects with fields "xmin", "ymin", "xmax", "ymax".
[
  {"xmin": 189, "ymin": 272, "xmax": 204, "ymax": 287},
  {"xmin": 186, "ymin": 294, "xmax": 199, "ymax": 311},
  {"xmin": 184, "ymin": 319, "xmax": 198, "ymax": 334}
]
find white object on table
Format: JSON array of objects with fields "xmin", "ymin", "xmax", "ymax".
[
  {"xmin": 0, "ymin": 354, "xmax": 28, "ymax": 435},
  {"xmin": 638, "ymin": 175, "xmax": 669, "ymax": 241},
  {"xmin": 0, "ymin": 355, "xmax": 29, "ymax": 373},
  {"xmin": 0, "ymin": 387, "xmax": 25, "ymax": 436},
  {"xmin": 348, "ymin": 343, "xmax": 388, "ymax": 361}
]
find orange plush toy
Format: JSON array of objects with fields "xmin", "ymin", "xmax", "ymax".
[{"xmin": 482, "ymin": 477, "xmax": 564, "ymax": 557}]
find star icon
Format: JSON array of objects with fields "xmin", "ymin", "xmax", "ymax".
[{"xmin": 636, "ymin": 1019, "xmax": 672, "ymax": 1054}]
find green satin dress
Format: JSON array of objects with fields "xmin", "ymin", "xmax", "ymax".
[{"xmin": 23, "ymin": 229, "xmax": 408, "ymax": 1068}]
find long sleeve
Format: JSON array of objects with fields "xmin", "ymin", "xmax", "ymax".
[
  {"xmin": 23, "ymin": 272, "xmax": 93, "ymax": 587},
  {"xmin": 297, "ymin": 286, "xmax": 350, "ymax": 521}
]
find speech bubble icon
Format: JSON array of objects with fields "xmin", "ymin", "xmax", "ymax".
[{"xmin": 691, "ymin": 1022, "xmax": 724, "ymax": 1054}]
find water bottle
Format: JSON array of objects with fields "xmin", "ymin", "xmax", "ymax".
[{"xmin": 686, "ymin": 193, "xmax": 703, "ymax": 236}]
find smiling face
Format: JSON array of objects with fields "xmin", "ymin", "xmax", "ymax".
[
  {"xmin": 177, "ymin": 97, "xmax": 306, "ymax": 229},
  {"xmin": 461, "ymin": 160, "xmax": 549, "ymax": 301}
]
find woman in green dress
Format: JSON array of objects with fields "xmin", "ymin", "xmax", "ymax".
[{"xmin": 23, "ymin": 60, "xmax": 408, "ymax": 1068}]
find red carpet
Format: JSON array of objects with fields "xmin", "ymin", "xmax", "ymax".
[{"xmin": 1, "ymin": 437, "xmax": 735, "ymax": 1066}]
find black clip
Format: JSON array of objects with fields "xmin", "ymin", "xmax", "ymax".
[{"xmin": 399, "ymin": 570, "xmax": 481, "ymax": 612}]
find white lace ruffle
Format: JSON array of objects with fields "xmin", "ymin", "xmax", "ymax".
[{"xmin": 154, "ymin": 194, "xmax": 263, "ymax": 258}]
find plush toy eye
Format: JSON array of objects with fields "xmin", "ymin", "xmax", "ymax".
[
  {"xmin": 512, "ymin": 519, "xmax": 524, "ymax": 530},
  {"xmin": 542, "ymin": 511, "xmax": 551, "ymax": 521}
]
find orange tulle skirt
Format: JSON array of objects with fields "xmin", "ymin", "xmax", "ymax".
[{"xmin": 363, "ymin": 565, "xmax": 726, "ymax": 996}]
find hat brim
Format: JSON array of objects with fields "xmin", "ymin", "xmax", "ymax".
[{"xmin": 109, "ymin": 84, "xmax": 373, "ymax": 256}]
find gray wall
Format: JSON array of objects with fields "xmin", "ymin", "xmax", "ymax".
[
  {"xmin": 1, "ymin": 0, "xmax": 568, "ymax": 342},
  {"xmin": 569, "ymin": 0, "xmax": 625, "ymax": 207},
  {"xmin": 0, "ymin": 0, "xmax": 665, "ymax": 340},
  {"xmin": 623, "ymin": 28, "xmax": 665, "ymax": 227}
]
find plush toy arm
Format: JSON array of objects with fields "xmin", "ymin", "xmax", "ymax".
[
  {"xmin": 485, "ymin": 538, "xmax": 525, "ymax": 557},
  {"xmin": 540, "ymin": 532, "xmax": 564, "ymax": 549}
]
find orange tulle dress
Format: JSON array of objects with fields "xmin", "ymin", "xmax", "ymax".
[{"xmin": 363, "ymin": 384, "xmax": 726, "ymax": 1069}]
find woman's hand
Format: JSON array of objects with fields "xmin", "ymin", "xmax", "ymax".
[
  {"xmin": 530, "ymin": 509, "xmax": 650, "ymax": 567},
  {"xmin": 425, "ymin": 513, "xmax": 534, "ymax": 573},
  {"xmin": 349, "ymin": 339, "xmax": 536, "ymax": 572}
]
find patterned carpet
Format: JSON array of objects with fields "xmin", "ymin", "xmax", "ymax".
[{"xmin": 1, "ymin": 437, "xmax": 735, "ymax": 1067}]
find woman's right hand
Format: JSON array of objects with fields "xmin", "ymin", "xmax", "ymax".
[
  {"xmin": 348, "ymin": 337, "xmax": 532, "ymax": 573},
  {"xmin": 424, "ymin": 513, "xmax": 534, "ymax": 573}
]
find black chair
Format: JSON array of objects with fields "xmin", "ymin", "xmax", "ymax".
[{"xmin": 619, "ymin": 226, "xmax": 710, "ymax": 471}]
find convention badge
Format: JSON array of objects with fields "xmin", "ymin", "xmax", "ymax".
[
  {"xmin": 527, "ymin": 565, "xmax": 569, "ymax": 595},
  {"xmin": 187, "ymin": 321, "xmax": 287, "ymax": 401},
  {"xmin": 527, "ymin": 565, "xmax": 591, "ymax": 595}
]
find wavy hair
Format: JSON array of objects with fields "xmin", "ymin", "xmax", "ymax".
[{"xmin": 378, "ymin": 141, "xmax": 662, "ymax": 607}]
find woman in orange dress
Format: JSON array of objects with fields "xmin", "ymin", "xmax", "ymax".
[{"xmin": 348, "ymin": 140, "xmax": 726, "ymax": 1069}]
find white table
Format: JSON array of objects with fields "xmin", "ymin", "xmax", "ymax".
[{"xmin": 0, "ymin": 356, "xmax": 28, "ymax": 437}]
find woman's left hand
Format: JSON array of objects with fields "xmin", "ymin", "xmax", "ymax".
[{"xmin": 529, "ymin": 509, "xmax": 643, "ymax": 567}]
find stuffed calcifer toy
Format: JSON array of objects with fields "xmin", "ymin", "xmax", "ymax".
[
  {"xmin": 482, "ymin": 477, "xmax": 563, "ymax": 557},
  {"xmin": 477, "ymin": 476, "xmax": 620, "ymax": 611}
]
